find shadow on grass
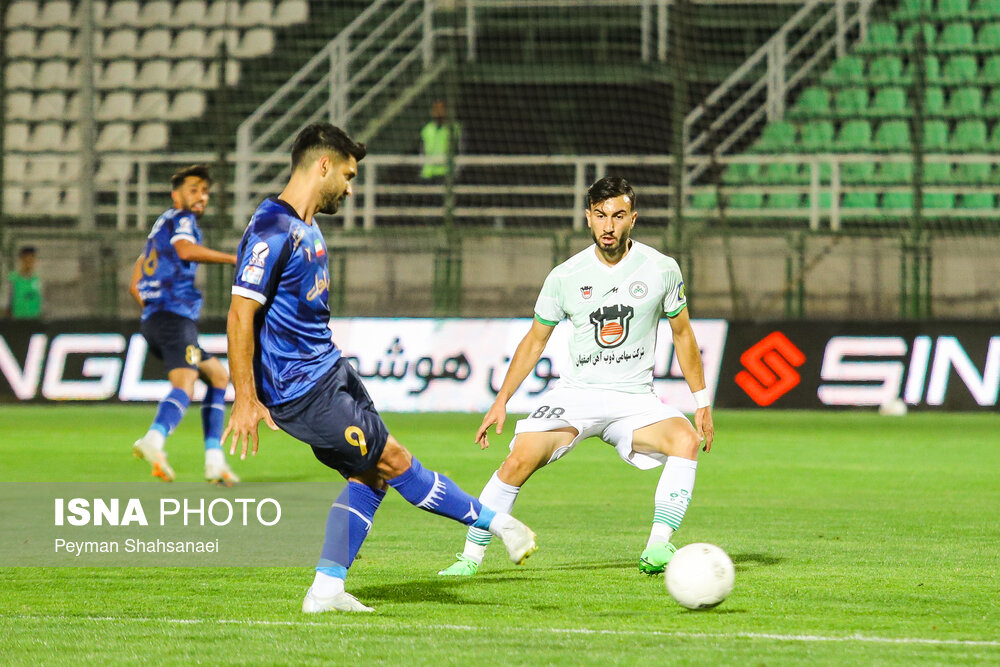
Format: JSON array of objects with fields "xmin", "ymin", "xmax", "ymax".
[
  {"xmin": 543, "ymin": 559, "xmax": 635, "ymax": 572},
  {"xmin": 353, "ymin": 578, "xmax": 499, "ymax": 606},
  {"xmin": 730, "ymin": 553, "xmax": 782, "ymax": 568}
]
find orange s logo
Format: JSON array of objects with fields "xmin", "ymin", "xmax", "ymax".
[{"xmin": 735, "ymin": 332, "xmax": 806, "ymax": 406}]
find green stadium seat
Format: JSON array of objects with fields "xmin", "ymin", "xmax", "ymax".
[
  {"xmin": 882, "ymin": 191, "xmax": 956, "ymax": 209},
  {"xmin": 952, "ymin": 119, "xmax": 988, "ymax": 149},
  {"xmin": 901, "ymin": 23, "xmax": 936, "ymax": 48},
  {"xmin": 980, "ymin": 56, "xmax": 1000, "ymax": 83},
  {"xmin": 936, "ymin": 0, "xmax": 971, "ymax": 19},
  {"xmin": 858, "ymin": 22, "xmax": 899, "ymax": 53},
  {"xmin": 752, "ymin": 121, "xmax": 797, "ymax": 153},
  {"xmin": 690, "ymin": 191, "xmax": 718, "ymax": 209},
  {"xmin": 834, "ymin": 87, "xmax": 868, "ymax": 116},
  {"xmin": 873, "ymin": 120, "xmax": 911, "ymax": 150},
  {"xmin": 924, "ymin": 161, "xmax": 952, "ymax": 183},
  {"xmin": 722, "ymin": 162, "xmax": 761, "ymax": 184},
  {"xmin": 923, "ymin": 120, "xmax": 950, "ymax": 149},
  {"xmin": 822, "ymin": 55, "xmax": 865, "ymax": 85},
  {"xmin": 954, "ymin": 160, "xmax": 992, "ymax": 183},
  {"xmin": 946, "ymin": 87, "xmax": 984, "ymax": 116},
  {"xmin": 729, "ymin": 192, "xmax": 765, "ymax": 208},
  {"xmin": 766, "ymin": 193, "xmax": 803, "ymax": 209},
  {"xmin": 842, "ymin": 161, "xmax": 875, "ymax": 183},
  {"xmin": 843, "ymin": 191, "xmax": 878, "ymax": 208},
  {"xmin": 971, "ymin": 0, "xmax": 1000, "ymax": 19},
  {"xmin": 987, "ymin": 121, "xmax": 1000, "ymax": 149},
  {"xmin": 869, "ymin": 87, "xmax": 908, "ymax": 117},
  {"xmin": 942, "ymin": 55, "xmax": 979, "ymax": 83},
  {"xmin": 924, "ymin": 191, "xmax": 956, "ymax": 208},
  {"xmin": 936, "ymin": 23, "xmax": 975, "ymax": 52},
  {"xmin": 958, "ymin": 192, "xmax": 995, "ymax": 207},
  {"xmin": 789, "ymin": 86, "xmax": 830, "ymax": 118},
  {"xmin": 924, "ymin": 87, "xmax": 946, "ymax": 114},
  {"xmin": 834, "ymin": 120, "xmax": 873, "ymax": 151},
  {"xmin": 874, "ymin": 161, "xmax": 914, "ymax": 184},
  {"xmin": 800, "ymin": 121, "xmax": 835, "ymax": 152},
  {"xmin": 986, "ymin": 87, "xmax": 1000, "ymax": 112},
  {"xmin": 869, "ymin": 56, "xmax": 904, "ymax": 84},
  {"xmin": 902, "ymin": 55, "xmax": 941, "ymax": 83},
  {"xmin": 882, "ymin": 191, "xmax": 915, "ymax": 211},
  {"xmin": 977, "ymin": 23, "xmax": 1000, "ymax": 49},
  {"xmin": 896, "ymin": 0, "xmax": 932, "ymax": 19}
]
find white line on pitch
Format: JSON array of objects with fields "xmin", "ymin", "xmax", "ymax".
[{"xmin": 4, "ymin": 615, "xmax": 999, "ymax": 648}]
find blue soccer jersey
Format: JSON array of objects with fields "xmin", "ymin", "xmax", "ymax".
[
  {"xmin": 232, "ymin": 197, "xmax": 341, "ymax": 406},
  {"xmin": 137, "ymin": 208, "xmax": 203, "ymax": 321}
]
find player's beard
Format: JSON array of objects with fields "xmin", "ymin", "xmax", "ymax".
[
  {"xmin": 592, "ymin": 227, "xmax": 631, "ymax": 259},
  {"xmin": 318, "ymin": 186, "xmax": 345, "ymax": 215}
]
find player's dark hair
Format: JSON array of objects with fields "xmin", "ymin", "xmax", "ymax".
[
  {"xmin": 18, "ymin": 246, "xmax": 37, "ymax": 257},
  {"xmin": 170, "ymin": 164, "xmax": 212, "ymax": 190},
  {"xmin": 290, "ymin": 123, "xmax": 367, "ymax": 170},
  {"xmin": 587, "ymin": 177, "xmax": 636, "ymax": 211}
]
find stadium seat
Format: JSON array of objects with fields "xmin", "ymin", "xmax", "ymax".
[
  {"xmin": 924, "ymin": 161, "xmax": 952, "ymax": 184},
  {"xmin": 273, "ymin": 0, "xmax": 309, "ymax": 26},
  {"xmin": 63, "ymin": 122, "xmax": 82, "ymax": 150},
  {"xmin": 234, "ymin": 28, "xmax": 275, "ymax": 58},
  {"xmin": 26, "ymin": 186, "xmax": 63, "ymax": 215},
  {"xmin": 800, "ymin": 121, "xmax": 835, "ymax": 152},
  {"xmin": 923, "ymin": 120, "xmax": 950, "ymax": 150},
  {"xmin": 924, "ymin": 87, "xmax": 945, "ymax": 114},
  {"xmin": 6, "ymin": 92, "xmax": 33, "ymax": 120},
  {"xmin": 728, "ymin": 192, "xmax": 765, "ymax": 209},
  {"xmin": 5, "ymin": 1, "xmax": 38, "ymax": 28},
  {"xmin": 33, "ymin": 91, "xmax": 68, "ymax": 120},
  {"xmin": 868, "ymin": 56, "xmax": 903, "ymax": 84},
  {"xmin": 947, "ymin": 87, "xmax": 984, "ymax": 116},
  {"xmin": 206, "ymin": 28, "xmax": 239, "ymax": 55},
  {"xmin": 95, "ymin": 157, "xmax": 132, "ymax": 182},
  {"xmin": 98, "ymin": 60, "xmax": 137, "ymax": 89},
  {"xmin": 137, "ymin": 0, "xmax": 173, "ymax": 27},
  {"xmin": 834, "ymin": 120, "xmax": 872, "ymax": 151},
  {"xmin": 936, "ymin": 23, "xmax": 975, "ymax": 53},
  {"xmin": 822, "ymin": 55, "xmax": 865, "ymax": 84},
  {"xmin": 95, "ymin": 122, "xmax": 133, "ymax": 151},
  {"xmin": 936, "ymin": 0, "xmax": 971, "ymax": 19},
  {"xmin": 167, "ymin": 91, "xmax": 205, "ymax": 119},
  {"xmin": 6, "ymin": 30, "xmax": 37, "ymax": 58},
  {"xmin": 895, "ymin": 0, "xmax": 932, "ymax": 19},
  {"xmin": 882, "ymin": 191, "xmax": 955, "ymax": 209},
  {"xmin": 952, "ymin": 119, "xmax": 988, "ymax": 149},
  {"xmin": 978, "ymin": 23, "xmax": 1000, "ymax": 50},
  {"xmin": 5, "ymin": 155, "xmax": 28, "ymax": 183},
  {"xmin": 97, "ymin": 91, "xmax": 135, "ymax": 121},
  {"xmin": 135, "ymin": 60, "xmax": 171, "ymax": 89},
  {"xmin": 985, "ymin": 87, "xmax": 1000, "ymax": 112},
  {"xmin": 954, "ymin": 159, "xmax": 992, "ymax": 183},
  {"xmin": 874, "ymin": 160, "xmax": 914, "ymax": 184},
  {"xmin": 4, "ymin": 186, "xmax": 28, "ymax": 213},
  {"xmin": 174, "ymin": 29, "xmax": 208, "ymax": 58},
  {"xmin": 105, "ymin": 1, "xmax": 140, "ymax": 26},
  {"xmin": 25, "ymin": 155, "xmax": 63, "ymax": 183},
  {"xmin": 901, "ymin": 23, "xmax": 936, "ymax": 48},
  {"xmin": 100, "ymin": 29, "xmax": 138, "ymax": 58},
  {"xmin": 858, "ymin": 22, "xmax": 898, "ymax": 53},
  {"xmin": 204, "ymin": 0, "xmax": 233, "ymax": 26},
  {"xmin": 873, "ymin": 120, "xmax": 911, "ymax": 151},
  {"xmin": 762, "ymin": 162, "xmax": 806, "ymax": 186},
  {"xmin": 988, "ymin": 122, "xmax": 1000, "ymax": 149},
  {"xmin": 30, "ymin": 123, "xmax": 65, "ymax": 151},
  {"xmin": 61, "ymin": 187, "xmax": 81, "ymax": 215},
  {"xmin": 766, "ymin": 193, "xmax": 802, "ymax": 209},
  {"xmin": 868, "ymin": 87, "xmax": 907, "ymax": 117},
  {"xmin": 5, "ymin": 61, "xmax": 36, "ymax": 89},
  {"xmin": 39, "ymin": 0, "xmax": 73, "ymax": 27},
  {"xmin": 135, "ymin": 91, "xmax": 170, "ymax": 119},
  {"xmin": 842, "ymin": 160, "xmax": 875, "ymax": 184},
  {"xmin": 136, "ymin": 29, "xmax": 172, "ymax": 58},
  {"xmin": 971, "ymin": 0, "xmax": 1000, "ymax": 18},
  {"xmin": 924, "ymin": 191, "xmax": 956, "ymax": 208},
  {"xmin": 38, "ymin": 28, "xmax": 77, "ymax": 57},
  {"xmin": 172, "ymin": 0, "xmax": 207, "ymax": 26},
  {"xmin": 721, "ymin": 162, "xmax": 761, "ymax": 184},
  {"xmin": 206, "ymin": 60, "xmax": 241, "ymax": 87},
  {"xmin": 958, "ymin": 192, "xmax": 995, "ymax": 207},
  {"xmin": 133, "ymin": 123, "xmax": 169, "ymax": 151},
  {"xmin": 788, "ymin": 86, "xmax": 830, "ymax": 118},
  {"xmin": 236, "ymin": 0, "xmax": 272, "ymax": 27},
  {"xmin": 943, "ymin": 55, "xmax": 979, "ymax": 83},
  {"xmin": 36, "ymin": 60, "xmax": 75, "ymax": 88},
  {"xmin": 843, "ymin": 190, "xmax": 878, "ymax": 208},
  {"xmin": 980, "ymin": 56, "xmax": 1000, "ymax": 84},
  {"xmin": 752, "ymin": 121, "xmax": 797, "ymax": 152},
  {"xmin": 902, "ymin": 55, "xmax": 941, "ymax": 83},
  {"xmin": 169, "ymin": 59, "xmax": 207, "ymax": 88},
  {"xmin": 689, "ymin": 191, "xmax": 718, "ymax": 210},
  {"xmin": 834, "ymin": 87, "xmax": 868, "ymax": 116}
]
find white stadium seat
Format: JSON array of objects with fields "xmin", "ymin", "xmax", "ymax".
[
  {"xmin": 137, "ymin": 28, "xmax": 172, "ymax": 58},
  {"xmin": 97, "ymin": 91, "xmax": 135, "ymax": 121},
  {"xmin": 173, "ymin": 28, "xmax": 208, "ymax": 58},
  {"xmin": 273, "ymin": 0, "xmax": 308, "ymax": 26},
  {"xmin": 26, "ymin": 186, "xmax": 62, "ymax": 215},
  {"xmin": 37, "ymin": 29, "xmax": 76, "ymax": 57},
  {"xmin": 236, "ymin": 0, "xmax": 272, "ymax": 27},
  {"xmin": 204, "ymin": 0, "xmax": 232, "ymax": 27},
  {"xmin": 98, "ymin": 60, "xmax": 137, "ymax": 89},
  {"xmin": 173, "ymin": 0, "xmax": 208, "ymax": 27},
  {"xmin": 62, "ymin": 187, "xmax": 81, "ymax": 215},
  {"xmin": 135, "ymin": 60, "xmax": 171, "ymax": 89},
  {"xmin": 30, "ymin": 123, "xmax": 65, "ymax": 152},
  {"xmin": 6, "ymin": 30, "xmax": 37, "ymax": 58},
  {"xmin": 4, "ymin": 187, "xmax": 29, "ymax": 214},
  {"xmin": 32, "ymin": 91, "xmax": 69, "ymax": 120},
  {"xmin": 206, "ymin": 59, "xmax": 240, "ymax": 87},
  {"xmin": 234, "ymin": 28, "xmax": 275, "ymax": 58},
  {"xmin": 96, "ymin": 158, "xmax": 132, "ymax": 183},
  {"xmin": 6, "ymin": 92, "xmax": 34, "ymax": 121},
  {"xmin": 168, "ymin": 91, "xmax": 205, "ymax": 119},
  {"xmin": 133, "ymin": 123, "xmax": 169, "ymax": 151},
  {"xmin": 104, "ymin": 0, "xmax": 140, "ymax": 26},
  {"xmin": 25, "ymin": 156, "xmax": 64, "ymax": 183},
  {"xmin": 99, "ymin": 28, "xmax": 138, "ymax": 58},
  {"xmin": 5, "ymin": 156, "xmax": 28, "ymax": 183},
  {"xmin": 5, "ymin": 2, "xmax": 39, "ymax": 28},
  {"xmin": 36, "ymin": 0, "xmax": 73, "ymax": 27},
  {"xmin": 135, "ymin": 91, "xmax": 170, "ymax": 119},
  {"xmin": 95, "ymin": 122, "xmax": 134, "ymax": 152},
  {"xmin": 168, "ymin": 59, "xmax": 207, "ymax": 89},
  {"xmin": 137, "ymin": 0, "xmax": 173, "ymax": 27},
  {"xmin": 62, "ymin": 157, "xmax": 82, "ymax": 180},
  {"xmin": 6, "ymin": 61, "xmax": 36, "ymax": 89},
  {"xmin": 62, "ymin": 124, "xmax": 82, "ymax": 151},
  {"xmin": 205, "ymin": 28, "xmax": 238, "ymax": 56},
  {"xmin": 37, "ymin": 60, "xmax": 78, "ymax": 88}
]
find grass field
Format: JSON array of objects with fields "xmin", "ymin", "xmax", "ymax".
[{"xmin": 1, "ymin": 406, "xmax": 998, "ymax": 665}]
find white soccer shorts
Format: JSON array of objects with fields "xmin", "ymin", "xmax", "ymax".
[{"xmin": 512, "ymin": 385, "xmax": 687, "ymax": 470}]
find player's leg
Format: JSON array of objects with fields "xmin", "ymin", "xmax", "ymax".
[
  {"xmin": 133, "ymin": 366, "xmax": 196, "ymax": 482},
  {"xmin": 440, "ymin": 428, "xmax": 576, "ymax": 575},
  {"xmin": 197, "ymin": 356, "xmax": 239, "ymax": 485},
  {"xmin": 632, "ymin": 417, "xmax": 702, "ymax": 575}
]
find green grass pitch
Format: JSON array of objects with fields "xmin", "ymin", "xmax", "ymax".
[{"xmin": 1, "ymin": 406, "xmax": 998, "ymax": 665}]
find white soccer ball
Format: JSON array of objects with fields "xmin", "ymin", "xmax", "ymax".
[{"xmin": 665, "ymin": 543, "xmax": 735, "ymax": 610}]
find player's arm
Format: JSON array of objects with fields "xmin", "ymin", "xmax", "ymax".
[
  {"xmin": 173, "ymin": 239, "xmax": 237, "ymax": 265},
  {"xmin": 476, "ymin": 317, "xmax": 555, "ymax": 449},
  {"xmin": 667, "ymin": 307, "xmax": 714, "ymax": 452},
  {"xmin": 222, "ymin": 294, "xmax": 278, "ymax": 459},
  {"xmin": 127, "ymin": 255, "xmax": 144, "ymax": 308}
]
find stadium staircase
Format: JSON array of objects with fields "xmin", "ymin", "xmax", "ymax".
[{"xmin": 686, "ymin": 0, "xmax": 1000, "ymax": 227}]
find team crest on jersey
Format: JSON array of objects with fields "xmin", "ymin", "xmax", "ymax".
[
  {"xmin": 580, "ymin": 285, "xmax": 593, "ymax": 299},
  {"xmin": 589, "ymin": 304, "xmax": 634, "ymax": 348},
  {"xmin": 677, "ymin": 281, "xmax": 686, "ymax": 302},
  {"xmin": 629, "ymin": 281, "xmax": 648, "ymax": 299},
  {"xmin": 249, "ymin": 241, "xmax": 269, "ymax": 267}
]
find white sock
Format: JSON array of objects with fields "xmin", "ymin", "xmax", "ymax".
[
  {"xmin": 648, "ymin": 456, "xmax": 697, "ymax": 549},
  {"xmin": 143, "ymin": 430, "xmax": 166, "ymax": 451},
  {"xmin": 462, "ymin": 472, "xmax": 521, "ymax": 564},
  {"xmin": 311, "ymin": 570, "xmax": 345, "ymax": 598},
  {"xmin": 205, "ymin": 448, "xmax": 224, "ymax": 467}
]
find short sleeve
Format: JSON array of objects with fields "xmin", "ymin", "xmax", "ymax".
[
  {"xmin": 533, "ymin": 269, "xmax": 565, "ymax": 325},
  {"xmin": 232, "ymin": 231, "xmax": 287, "ymax": 305},
  {"xmin": 662, "ymin": 258, "xmax": 687, "ymax": 317},
  {"xmin": 169, "ymin": 213, "xmax": 198, "ymax": 245}
]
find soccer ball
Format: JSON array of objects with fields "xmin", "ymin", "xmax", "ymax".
[{"xmin": 664, "ymin": 543, "xmax": 735, "ymax": 610}]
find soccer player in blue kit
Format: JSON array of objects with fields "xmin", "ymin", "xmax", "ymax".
[
  {"xmin": 129, "ymin": 164, "xmax": 240, "ymax": 485},
  {"xmin": 223, "ymin": 123, "xmax": 537, "ymax": 613}
]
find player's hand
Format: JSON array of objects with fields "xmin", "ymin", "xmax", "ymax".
[
  {"xmin": 695, "ymin": 406, "xmax": 714, "ymax": 453},
  {"xmin": 475, "ymin": 400, "xmax": 508, "ymax": 450},
  {"xmin": 222, "ymin": 397, "xmax": 278, "ymax": 460}
]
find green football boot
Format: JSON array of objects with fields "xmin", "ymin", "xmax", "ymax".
[
  {"xmin": 438, "ymin": 554, "xmax": 480, "ymax": 576},
  {"xmin": 639, "ymin": 541, "xmax": 677, "ymax": 575}
]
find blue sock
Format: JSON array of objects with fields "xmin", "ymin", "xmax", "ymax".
[
  {"xmin": 317, "ymin": 481, "xmax": 385, "ymax": 577},
  {"xmin": 201, "ymin": 387, "xmax": 226, "ymax": 451},
  {"xmin": 387, "ymin": 457, "xmax": 496, "ymax": 529},
  {"xmin": 151, "ymin": 388, "xmax": 190, "ymax": 438}
]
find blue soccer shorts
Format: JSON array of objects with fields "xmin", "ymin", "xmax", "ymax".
[{"xmin": 141, "ymin": 311, "xmax": 212, "ymax": 372}]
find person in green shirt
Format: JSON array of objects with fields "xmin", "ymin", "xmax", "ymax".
[
  {"xmin": 420, "ymin": 99, "xmax": 461, "ymax": 182},
  {"xmin": 2, "ymin": 246, "xmax": 42, "ymax": 320}
]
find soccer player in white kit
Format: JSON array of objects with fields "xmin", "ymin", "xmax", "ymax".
[{"xmin": 439, "ymin": 176, "xmax": 715, "ymax": 576}]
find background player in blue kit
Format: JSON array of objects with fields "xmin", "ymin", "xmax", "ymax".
[
  {"xmin": 223, "ymin": 123, "xmax": 537, "ymax": 613},
  {"xmin": 129, "ymin": 164, "xmax": 240, "ymax": 485}
]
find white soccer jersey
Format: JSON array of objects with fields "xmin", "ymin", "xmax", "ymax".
[{"xmin": 534, "ymin": 241, "xmax": 686, "ymax": 393}]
